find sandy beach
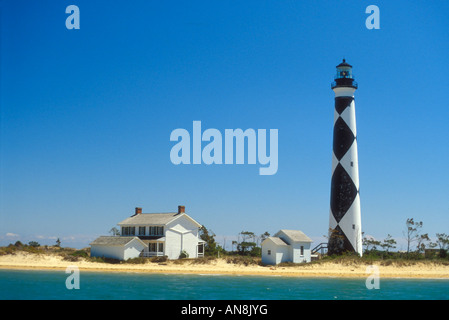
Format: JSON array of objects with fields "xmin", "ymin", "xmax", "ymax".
[{"xmin": 1, "ymin": 252, "xmax": 448, "ymax": 279}]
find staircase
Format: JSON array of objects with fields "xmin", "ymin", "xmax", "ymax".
[{"xmin": 311, "ymin": 242, "xmax": 328, "ymax": 256}]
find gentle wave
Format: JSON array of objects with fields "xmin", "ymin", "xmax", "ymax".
[{"xmin": 1, "ymin": 269, "xmax": 448, "ymax": 300}]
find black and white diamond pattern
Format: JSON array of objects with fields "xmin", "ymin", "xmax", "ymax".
[{"xmin": 329, "ymin": 96, "xmax": 362, "ymax": 256}]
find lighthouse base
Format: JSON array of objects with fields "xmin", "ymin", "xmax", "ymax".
[{"xmin": 327, "ymin": 226, "xmax": 358, "ymax": 256}]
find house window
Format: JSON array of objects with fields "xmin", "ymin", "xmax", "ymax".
[
  {"xmin": 300, "ymin": 246, "xmax": 304, "ymax": 256},
  {"xmin": 122, "ymin": 227, "xmax": 135, "ymax": 236},
  {"xmin": 267, "ymin": 250, "xmax": 271, "ymax": 255},
  {"xmin": 148, "ymin": 243, "xmax": 164, "ymax": 253},
  {"xmin": 149, "ymin": 226, "xmax": 164, "ymax": 236},
  {"xmin": 139, "ymin": 227, "xmax": 146, "ymax": 236}
]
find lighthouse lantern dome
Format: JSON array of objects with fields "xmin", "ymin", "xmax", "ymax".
[
  {"xmin": 331, "ymin": 59, "xmax": 358, "ymax": 89},
  {"xmin": 336, "ymin": 59, "xmax": 353, "ymax": 79}
]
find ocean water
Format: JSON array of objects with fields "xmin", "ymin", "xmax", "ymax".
[{"xmin": 0, "ymin": 269, "xmax": 448, "ymax": 300}]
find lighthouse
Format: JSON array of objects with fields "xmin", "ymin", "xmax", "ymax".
[{"xmin": 328, "ymin": 59, "xmax": 362, "ymax": 256}]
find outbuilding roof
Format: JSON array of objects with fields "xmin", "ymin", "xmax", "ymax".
[
  {"xmin": 277, "ymin": 230, "xmax": 313, "ymax": 243},
  {"xmin": 265, "ymin": 237, "xmax": 289, "ymax": 246},
  {"xmin": 90, "ymin": 236, "xmax": 148, "ymax": 247}
]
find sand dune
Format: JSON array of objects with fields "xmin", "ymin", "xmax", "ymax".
[{"xmin": 1, "ymin": 252, "xmax": 448, "ymax": 279}]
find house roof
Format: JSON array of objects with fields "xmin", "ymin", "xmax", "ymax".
[
  {"xmin": 90, "ymin": 236, "xmax": 148, "ymax": 247},
  {"xmin": 276, "ymin": 230, "xmax": 313, "ymax": 243},
  {"xmin": 118, "ymin": 212, "xmax": 179, "ymax": 226},
  {"xmin": 117, "ymin": 212, "xmax": 202, "ymax": 228}
]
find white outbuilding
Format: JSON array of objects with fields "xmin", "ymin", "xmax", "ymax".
[
  {"xmin": 261, "ymin": 229, "xmax": 313, "ymax": 265},
  {"xmin": 90, "ymin": 236, "xmax": 148, "ymax": 261}
]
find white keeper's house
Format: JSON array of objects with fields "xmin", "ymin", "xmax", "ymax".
[
  {"xmin": 90, "ymin": 206, "xmax": 205, "ymax": 261},
  {"xmin": 261, "ymin": 230, "xmax": 313, "ymax": 265}
]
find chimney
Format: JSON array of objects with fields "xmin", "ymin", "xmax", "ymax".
[
  {"xmin": 178, "ymin": 205, "xmax": 185, "ymax": 214},
  {"xmin": 135, "ymin": 207, "xmax": 142, "ymax": 215}
]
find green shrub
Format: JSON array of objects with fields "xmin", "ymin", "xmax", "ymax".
[
  {"xmin": 179, "ymin": 250, "xmax": 189, "ymax": 259},
  {"xmin": 87, "ymin": 256, "xmax": 106, "ymax": 263},
  {"xmin": 14, "ymin": 241, "xmax": 24, "ymax": 248},
  {"xmin": 172, "ymin": 258, "xmax": 189, "ymax": 265},
  {"xmin": 70, "ymin": 250, "xmax": 89, "ymax": 258},
  {"xmin": 23, "ymin": 246, "xmax": 40, "ymax": 254},
  {"xmin": 125, "ymin": 257, "xmax": 147, "ymax": 264},
  {"xmin": 149, "ymin": 256, "xmax": 168, "ymax": 263},
  {"xmin": 86, "ymin": 256, "xmax": 121, "ymax": 264},
  {"xmin": 28, "ymin": 241, "xmax": 40, "ymax": 248},
  {"xmin": 191, "ymin": 256, "xmax": 217, "ymax": 264},
  {"xmin": 225, "ymin": 256, "xmax": 261, "ymax": 266},
  {"xmin": 63, "ymin": 255, "xmax": 80, "ymax": 262},
  {"xmin": 0, "ymin": 246, "xmax": 16, "ymax": 256}
]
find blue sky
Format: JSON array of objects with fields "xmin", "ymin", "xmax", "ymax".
[{"xmin": 1, "ymin": 0, "xmax": 448, "ymax": 250}]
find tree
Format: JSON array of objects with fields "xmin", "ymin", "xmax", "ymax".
[
  {"xmin": 380, "ymin": 234, "xmax": 397, "ymax": 253},
  {"xmin": 260, "ymin": 231, "xmax": 270, "ymax": 244},
  {"xmin": 362, "ymin": 234, "xmax": 381, "ymax": 252},
  {"xmin": 416, "ymin": 233, "xmax": 430, "ymax": 253},
  {"xmin": 14, "ymin": 241, "xmax": 24, "ymax": 248},
  {"xmin": 254, "ymin": 231, "xmax": 271, "ymax": 248},
  {"xmin": 231, "ymin": 240, "xmax": 238, "ymax": 252},
  {"xmin": 236, "ymin": 231, "xmax": 257, "ymax": 256},
  {"xmin": 199, "ymin": 226, "xmax": 222, "ymax": 256},
  {"xmin": 55, "ymin": 238, "xmax": 61, "ymax": 247},
  {"xmin": 109, "ymin": 227, "xmax": 120, "ymax": 236},
  {"xmin": 28, "ymin": 241, "xmax": 40, "ymax": 247},
  {"xmin": 435, "ymin": 233, "xmax": 449, "ymax": 258},
  {"xmin": 403, "ymin": 218, "xmax": 423, "ymax": 254}
]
